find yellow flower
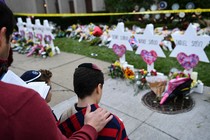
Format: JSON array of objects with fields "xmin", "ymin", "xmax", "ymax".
[
  {"xmin": 140, "ymin": 69, "xmax": 147, "ymax": 75},
  {"xmin": 72, "ymin": 24, "xmax": 76, "ymax": 30},
  {"xmin": 143, "ymin": 70, "xmax": 147, "ymax": 75},
  {"xmin": 114, "ymin": 61, "xmax": 121, "ymax": 67},
  {"xmin": 124, "ymin": 67, "xmax": 135, "ymax": 79},
  {"xmin": 191, "ymin": 80, "xmax": 197, "ymax": 88}
]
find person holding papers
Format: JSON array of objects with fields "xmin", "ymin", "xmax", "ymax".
[
  {"xmin": 20, "ymin": 69, "xmax": 60, "ymax": 122},
  {"xmin": 0, "ymin": 2, "xmax": 113, "ymax": 140}
]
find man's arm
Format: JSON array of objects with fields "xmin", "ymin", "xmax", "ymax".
[{"xmin": 24, "ymin": 90, "xmax": 112, "ymax": 140}]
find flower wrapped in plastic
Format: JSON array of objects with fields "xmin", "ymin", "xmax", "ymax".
[
  {"xmin": 132, "ymin": 69, "xmax": 149, "ymax": 95},
  {"xmin": 158, "ymin": 68, "xmax": 193, "ymax": 105},
  {"xmin": 146, "ymin": 74, "xmax": 168, "ymax": 98},
  {"xmin": 160, "ymin": 77, "xmax": 192, "ymax": 105},
  {"xmin": 108, "ymin": 61, "xmax": 124, "ymax": 79}
]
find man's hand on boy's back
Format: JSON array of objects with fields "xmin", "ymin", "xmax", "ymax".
[{"xmin": 84, "ymin": 104, "xmax": 113, "ymax": 132}]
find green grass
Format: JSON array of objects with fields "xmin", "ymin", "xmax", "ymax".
[{"xmin": 54, "ymin": 38, "xmax": 210, "ymax": 86}]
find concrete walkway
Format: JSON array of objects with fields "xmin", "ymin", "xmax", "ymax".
[{"xmin": 10, "ymin": 52, "xmax": 210, "ymax": 140}]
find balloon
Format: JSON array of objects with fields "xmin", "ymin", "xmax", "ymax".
[
  {"xmin": 155, "ymin": 14, "xmax": 161, "ymax": 19},
  {"xmin": 159, "ymin": 1, "xmax": 167, "ymax": 9},
  {"xmin": 92, "ymin": 26, "xmax": 102, "ymax": 37},
  {"xmin": 144, "ymin": 14, "xmax": 150, "ymax": 19},
  {"xmin": 172, "ymin": 3, "xmax": 180, "ymax": 10},
  {"xmin": 165, "ymin": 13, "xmax": 171, "ymax": 17},
  {"xmin": 177, "ymin": 52, "xmax": 199, "ymax": 70},
  {"xmin": 150, "ymin": 4, "xmax": 157, "ymax": 11},
  {"xmin": 140, "ymin": 50, "xmax": 157, "ymax": 65},
  {"xmin": 139, "ymin": 7, "xmax": 145, "ymax": 12},
  {"xmin": 179, "ymin": 12, "xmax": 185, "ymax": 18},
  {"xmin": 186, "ymin": 2, "xmax": 195, "ymax": 9},
  {"xmin": 112, "ymin": 44, "xmax": 126, "ymax": 57}
]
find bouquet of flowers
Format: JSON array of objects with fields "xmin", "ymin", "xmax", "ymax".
[
  {"xmin": 123, "ymin": 67, "xmax": 135, "ymax": 80},
  {"xmin": 160, "ymin": 77, "xmax": 192, "ymax": 105},
  {"xmin": 168, "ymin": 68, "xmax": 189, "ymax": 80},
  {"xmin": 108, "ymin": 61, "xmax": 124, "ymax": 79},
  {"xmin": 132, "ymin": 69, "xmax": 149, "ymax": 95},
  {"xmin": 159, "ymin": 68, "xmax": 192, "ymax": 105},
  {"xmin": 146, "ymin": 70, "xmax": 168, "ymax": 98},
  {"xmin": 108, "ymin": 63, "xmax": 160, "ymax": 96}
]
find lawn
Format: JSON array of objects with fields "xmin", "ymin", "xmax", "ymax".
[{"xmin": 54, "ymin": 37, "xmax": 210, "ymax": 86}]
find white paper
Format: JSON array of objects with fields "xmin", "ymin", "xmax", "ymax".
[
  {"xmin": 26, "ymin": 82, "xmax": 50, "ymax": 99},
  {"xmin": 1, "ymin": 70, "xmax": 26, "ymax": 87},
  {"xmin": 1, "ymin": 70, "xmax": 50, "ymax": 99}
]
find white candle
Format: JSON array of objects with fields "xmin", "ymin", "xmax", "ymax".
[{"xmin": 191, "ymin": 72, "xmax": 198, "ymax": 81}]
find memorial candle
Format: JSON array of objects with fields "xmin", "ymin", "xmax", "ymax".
[{"xmin": 191, "ymin": 72, "xmax": 198, "ymax": 81}]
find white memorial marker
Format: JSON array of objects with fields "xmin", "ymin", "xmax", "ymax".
[
  {"xmin": 135, "ymin": 24, "xmax": 165, "ymax": 71},
  {"xmin": 170, "ymin": 23, "xmax": 210, "ymax": 94},
  {"xmin": 25, "ymin": 18, "xmax": 34, "ymax": 41},
  {"xmin": 16, "ymin": 17, "xmax": 25, "ymax": 38},
  {"xmin": 109, "ymin": 22, "xmax": 132, "ymax": 66},
  {"xmin": 43, "ymin": 20, "xmax": 56, "ymax": 55},
  {"xmin": 170, "ymin": 23, "xmax": 210, "ymax": 63},
  {"xmin": 109, "ymin": 22, "xmax": 132, "ymax": 51},
  {"xmin": 34, "ymin": 19, "xmax": 45, "ymax": 45}
]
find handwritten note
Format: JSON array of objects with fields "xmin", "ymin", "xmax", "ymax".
[{"xmin": 109, "ymin": 22, "xmax": 133, "ymax": 51}]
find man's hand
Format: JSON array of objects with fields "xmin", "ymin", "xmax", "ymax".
[{"xmin": 84, "ymin": 104, "xmax": 113, "ymax": 132}]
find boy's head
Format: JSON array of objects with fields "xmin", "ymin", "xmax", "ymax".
[
  {"xmin": 21, "ymin": 69, "xmax": 52, "ymax": 83},
  {"xmin": 74, "ymin": 63, "xmax": 104, "ymax": 100}
]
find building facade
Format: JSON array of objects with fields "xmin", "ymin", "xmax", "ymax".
[{"xmin": 5, "ymin": 0, "xmax": 106, "ymax": 13}]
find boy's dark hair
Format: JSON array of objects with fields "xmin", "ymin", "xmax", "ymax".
[
  {"xmin": 35, "ymin": 69, "xmax": 52, "ymax": 83},
  {"xmin": 0, "ymin": 2, "xmax": 16, "ymax": 43},
  {"xmin": 74, "ymin": 63, "xmax": 104, "ymax": 99}
]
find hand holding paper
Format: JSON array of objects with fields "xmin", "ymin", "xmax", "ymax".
[{"xmin": 1, "ymin": 70, "xmax": 50, "ymax": 99}]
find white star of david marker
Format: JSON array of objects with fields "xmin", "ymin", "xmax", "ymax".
[
  {"xmin": 109, "ymin": 22, "xmax": 133, "ymax": 51},
  {"xmin": 170, "ymin": 23, "xmax": 210, "ymax": 63},
  {"xmin": 135, "ymin": 24, "xmax": 165, "ymax": 57}
]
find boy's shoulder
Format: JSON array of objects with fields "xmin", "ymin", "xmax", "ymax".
[
  {"xmin": 59, "ymin": 103, "xmax": 77, "ymax": 123},
  {"xmin": 59, "ymin": 104, "xmax": 128, "ymax": 139},
  {"xmin": 61, "ymin": 104, "xmax": 124, "ymax": 128}
]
